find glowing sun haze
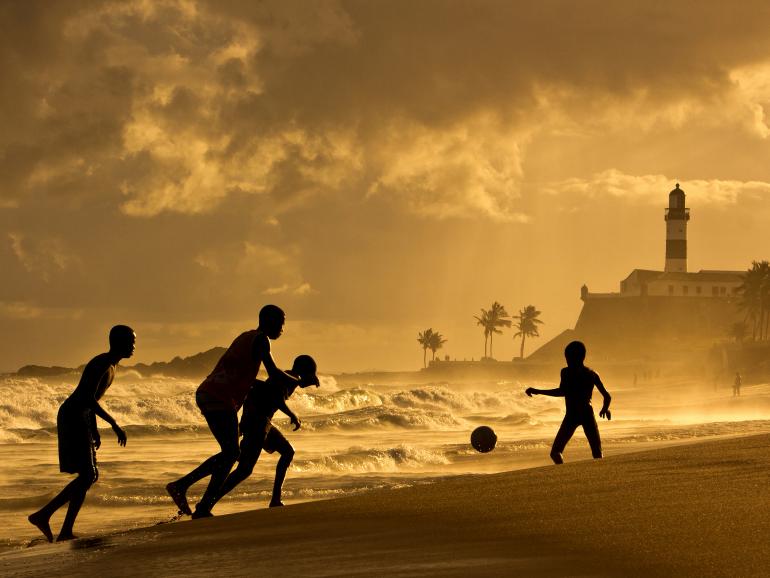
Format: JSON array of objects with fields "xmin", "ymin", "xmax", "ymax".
[{"xmin": 1, "ymin": 0, "xmax": 770, "ymax": 371}]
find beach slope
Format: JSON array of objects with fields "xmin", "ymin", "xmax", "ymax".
[{"xmin": 3, "ymin": 433, "xmax": 769, "ymax": 577}]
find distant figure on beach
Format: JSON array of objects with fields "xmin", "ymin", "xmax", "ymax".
[
  {"xmin": 733, "ymin": 372, "xmax": 742, "ymax": 397},
  {"xmin": 165, "ymin": 305, "xmax": 317, "ymax": 519},
  {"xmin": 525, "ymin": 340, "xmax": 612, "ymax": 464},
  {"xmin": 28, "ymin": 325, "xmax": 134, "ymax": 542},
  {"xmin": 209, "ymin": 354, "xmax": 319, "ymax": 509}
]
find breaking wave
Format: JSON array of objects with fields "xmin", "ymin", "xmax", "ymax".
[{"xmin": 0, "ymin": 376, "xmax": 539, "ymax": 442}]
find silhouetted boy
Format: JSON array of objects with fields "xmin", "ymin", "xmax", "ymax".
[
  {"xmin": 166, "ymin": 305, "xmax": 317, "ymax": 518},
  {"xmin": 211, "ymin": 354, "xmax": 319, "ymax": 509},
  {"xmin": 733, "ymin": 372, "xmax": 742, "ymax": 397},
  {"xmin": 28, "ymin": 325, "xmax": 134, "ymax": 542},
  {"xmin": 525, "ymin": 340, "xmax": 611, "ymax": 464}
]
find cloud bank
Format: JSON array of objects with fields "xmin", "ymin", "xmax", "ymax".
[{"xmin": 2, "ymin": 0, "xmax": 770, "ymax": 369}]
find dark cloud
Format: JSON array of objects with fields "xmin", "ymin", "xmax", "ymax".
[
  {"xmin": 5, "ymin": 0, "xmax": 770, "ymax": 215},
  {"xmin": 214, "ymin": 1, "xmax": 770, "ymax": 121}
]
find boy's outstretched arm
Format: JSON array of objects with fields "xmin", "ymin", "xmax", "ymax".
[
  {"xmin": 276, "ymin": 399, "xmax": 301, "ymax": 431},
  {"xmin": 595, "ymin": 376, "xmax": 612, "ymax": 420},
  {"xmin": 525, "ymin": 386, "xmax": 564, "ymax": 397},
  {"xmin": 527, "ymin": 367, "xmax": 569, "ymax": 398}
]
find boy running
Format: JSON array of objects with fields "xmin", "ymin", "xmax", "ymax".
[
  {"xmin": 166, "ymin": 305, "xmax": 314, "ymax": 518},
  {"xmin": 525, "ymin": 340, "xmax": 611, "ymax": 464},
  {"xmin": 211, "ymin": 354, "xmax": 319, "ymax": 509},
  {"xmin": 28, "ymin": 325, "xmax": 134, "ymax": 542}
]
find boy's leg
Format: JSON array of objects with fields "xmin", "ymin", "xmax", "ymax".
[
  {"xmin": 167, "ymin": 394, "xmax": 230, "ymax": 515},
  {"xmin": 265, "ymin": 429, "xmax": 294, "ymax": 506},
  {"xmin": 57, "ymin": 467, "xmax": 99, "ymax": 541},
  {"xmin": 169, "ymin": 410, "xmax": 238, "ymax": 516},
  {"xmin": 582, "ymin": 412, "xmax": 603, "ymax": 459},
  {"xmin": 29, "ymin": 473, "xmax": 89, "ymax": 543},
  {"xmin": 167, "ymin": 452, "xmax": 223, "ymax": 515},
  {"xmin": 193, "ymin": 410, "xmax": 240, "ymax": 517},
  {"xmin": 550, "ymin": 415, "xmax": 579, "ymax": 464},
  {"xmin": 32, "ymin": 433, "xmax": 98, "ymax": 542},
  {"xmin": 211, "ymin": 438, "xmax": 264, "ymax": 508}
]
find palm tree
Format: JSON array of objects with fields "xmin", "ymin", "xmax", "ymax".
[
  {"xmin": 474, "ymin": 309, "xmax": 492, "ymax": 358},
  {"xmin": 513, "ymin": 305, "xmax": 544, "ymax": 359},
  {"xmin": 417, "ymin": 328, "xmax": 435, "ymax": 368},
  {"xmin": 428, "ymin": 331, "xmax": 447, "ymax": 361},
  {"xmin": 474, "ymin": 302, "xmax": 511, "ymax": 359},
  {"xmin": 738, "ymin": 261, "xmax": 770, "ymax": 340}
]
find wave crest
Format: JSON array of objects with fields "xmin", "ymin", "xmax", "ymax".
[
  {"xmin": 0, "ymin": 376, "xmax": 538, "ymax": 441},
  {"xmin": 293, "ymin": 444, "xmax": 450, "ymax": 473}
]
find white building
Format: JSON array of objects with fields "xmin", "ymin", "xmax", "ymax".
[{"xmin": 619, "ymin": 269, "xmax": 743, "ymax": 298}]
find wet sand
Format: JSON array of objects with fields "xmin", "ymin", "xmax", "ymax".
[{"xmin": 3, "ymin": 433, "xmax": 769, "ymax": 577}]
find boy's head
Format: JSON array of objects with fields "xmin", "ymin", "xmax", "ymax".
[
  {"xmin": 292, "ymin": 354, "xmax": 318, "ymax": 385},
  {"xmin": 564, "ymin": 340, "xmax": 586, "ymax": 367},
  {"xmin": 109, "ymin": 325, "xmax": 136, "ymax": 359},
  {"xmin": 259, "ymin": 304, "xmax": 285, "ymax": 339}
]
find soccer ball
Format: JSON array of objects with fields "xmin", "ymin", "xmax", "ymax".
[{"xmin": 470, "ymin": 426, "xmax": 497, "ymax": 453}]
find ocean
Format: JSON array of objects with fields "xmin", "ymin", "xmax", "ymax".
[{"xmin": 2, "ymin": 371, "xmax": 770, "ymax": 551}]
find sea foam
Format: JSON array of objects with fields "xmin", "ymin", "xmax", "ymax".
[{"xmin": 0, "ymin": 376, "xmax": 540, "ymax": 441}]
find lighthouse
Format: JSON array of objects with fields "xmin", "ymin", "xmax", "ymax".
[{"xmin": 664, "ymin": 183, "xmax": 689, "ymax": 272}]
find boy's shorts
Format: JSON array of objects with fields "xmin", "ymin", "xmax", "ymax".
[{"xmin": 57, "ymin": 403, "xmax": 97, "ymax": 475}]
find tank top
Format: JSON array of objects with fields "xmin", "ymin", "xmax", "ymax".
[{"xmin": 197, "ymin": 330, "xmax": 261, "ymax": 410}]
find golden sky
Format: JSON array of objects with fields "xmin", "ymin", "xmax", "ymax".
[{"xmin": 1, "ymin": 0, "xmax": 770, "ymax": 372}]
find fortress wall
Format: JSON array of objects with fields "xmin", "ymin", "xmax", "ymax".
[
  {"xmin": 576, "ymin": 295, "xmax": 741, "ymax": 353},
  {"xmin": 530, "ymin": 296, "xmax": 743, "ymax": 364}
]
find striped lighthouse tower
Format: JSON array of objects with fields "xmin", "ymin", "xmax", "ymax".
[{"xmin": 664, "ymin": 183, "xmax": 689, "ymax": 272}]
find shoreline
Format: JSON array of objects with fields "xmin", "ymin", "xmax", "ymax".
[{"xmin": 3, "ymin": 432, "xmax": 770, "ymax": 577}]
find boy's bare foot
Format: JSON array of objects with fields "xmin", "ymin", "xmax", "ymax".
[
  {"xmin": 28, "ymin": 512, "xmax": 53, "ymax": 543},
  {"xmin": 56, "ymin": 532, "xmax": 78, "ymax": 542},
  {"xmin": 191, "ymin": 508, "xmax": 213, "ymax": 519},
  {"xmin": 166, "ymin": 481, "xmax": 192, "ymax": 516},
  {"xmin": 269, "ymin": 500, "xmax": 284, "ymax": 508}
]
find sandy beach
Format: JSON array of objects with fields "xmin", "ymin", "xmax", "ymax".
[{"xmin": 2, "ymin": 432, "xmax": 768, "ymax": 577}]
